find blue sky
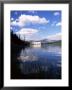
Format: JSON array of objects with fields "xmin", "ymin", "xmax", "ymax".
[{"xmin": 10, "ymin": 11, "xmax": 61, "ymax": 41}]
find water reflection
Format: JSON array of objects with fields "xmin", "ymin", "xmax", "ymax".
[
  {"xmin": 16, "ymin": 44, "xmax": 61, "ymax": 78},
  {"xmin": 17, "ymin": 49, "xmax": 38, "ymax": 62}
]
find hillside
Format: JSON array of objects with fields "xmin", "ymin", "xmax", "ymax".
[{"xmin": 48, "ymin": 40, "xmax": 61, "ymax": 46}]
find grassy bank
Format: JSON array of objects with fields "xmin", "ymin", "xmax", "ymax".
[{"xmin": 48, "ymin": 41, "xmax": 61, "ymax": 46}]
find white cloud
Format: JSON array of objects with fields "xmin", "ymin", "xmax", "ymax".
[
  {"xmin": 19, "ymin": 14, "xmax": 49, "ymax": 24},
  {"xmin": 54, "ymin": 12, "xmax": 60, "ymax": 16},
  {"xmin": 51, "ymin": 21, "xmax": 61, "ymax": 27},
  {"xmin": 47, "ymin": 33, "xmax": 61, "ymax": 41},
  {"xmin": 11, "ymin": 14, "xmax": 49, "ymax": 27},
  {"xmin": 11, "ymin": 21, "xmax": 18, "ymax": 26},
  {"xmin": 11, "ymin": 20, "xmax": 26, "ymax": 27},
  {"xmin": 15, "ymin": 28, "xmax": 38, "ymax": 40},
  {"xmin": 11, "ymin": 18, "xmax": 14, "ymax": 21},
  {"xmin": 15, "ymin": 28, "xmax": 38, "ymax": 35},
  {"xmin": 56, "ymin": 22, "xmax": 61, "ymax": 26}
]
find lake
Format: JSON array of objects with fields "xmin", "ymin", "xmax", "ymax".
[{"xmin": 11, "ymin": 44, "xmax": 61, "ymax": 79}]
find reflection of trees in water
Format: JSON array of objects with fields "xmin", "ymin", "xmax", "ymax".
[
  {"xmin": 17, "ymin": 46, "xmax": 61, "ymax": 75},
  {"xmin": 19, "ymin": 60, "xmax": 61, "ymax": 79},
  {"xmin": 17, "ymin": 48, "xmax": 50, "ymax": 74},
  {"xmin": 19, "ymin": 61, "xmax": 50, "ymax": 74},
  {"xmin": 11, "ymin": 44, "xmax": 61, "ymax": 79}
]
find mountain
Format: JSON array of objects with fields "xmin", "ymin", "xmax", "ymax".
[
  {"xmin": 47, "ymin": 33, "xmax": 61, "ymax": 41},
  {"xmin": 41, "ymin": 33, "xmax": 61, "ymax": 44}
]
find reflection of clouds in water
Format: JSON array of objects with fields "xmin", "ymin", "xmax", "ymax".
[
  {"xmin": 17, "ymin": 45, "xmax": 61, "ymax": 75},
  {"xmin": 17, "ymin": 55, "xmax": 38, "ymax": 62},
  {"xmin": 17, "ymin": 49, "xmax": 38, "ymax": 62}
]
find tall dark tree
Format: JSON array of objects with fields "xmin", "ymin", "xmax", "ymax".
[{"xmin": 11, "ymin": 31, "xmax": 30, "ymax": 46}]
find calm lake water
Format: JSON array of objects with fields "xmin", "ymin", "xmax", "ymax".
[{"xmin": 11, "ymin": 44, "xmax": 61, "ymax": 79}]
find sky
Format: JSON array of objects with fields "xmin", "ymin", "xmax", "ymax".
[{"xmin": 10, "ymin": 10, "xmax": 61, "ymax": 41}]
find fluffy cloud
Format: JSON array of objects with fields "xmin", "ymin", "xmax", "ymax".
[
  {"xmin": 51, "ymin": 21, "xmax": 61, "ymax": 27},
  {"xmin": 47, "ymin": 33, "xmax": 61, "ymax": 41},
  {"xmin": 11, "ymin": 20, "xmax": 26, "ymax": 27},
  {"xmin": 19, "ymin": 14, "xmax": 49, "ymax": 24},
  {"xmin": 11, "ymin": 14, "xmax": 49, "ymax": 27},
  {"xmin": 15, "ymin": 28, "xmax": 38, "ymax": 35},
  {"xmin": 11, "ymin": 18, "xmax": 14, "ymax": 21},
  {"xmin": 15, "ymin": 28, "xmax": 38, "ymax": 40},
  {"xmin": 56, "ymin": 22, "xmax": 61, "ymax": 26},
  {"xmin": 54, "ymin": 12, "xmax": 60, "ymax": 16}
]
